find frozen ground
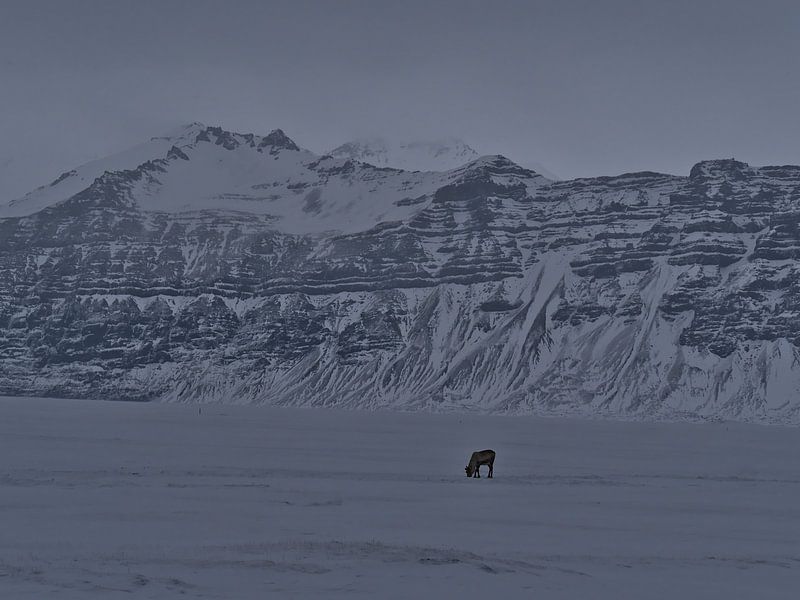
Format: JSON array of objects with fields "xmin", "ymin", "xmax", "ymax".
[{"xmin": 1, "ymin": 397, "xmax": 798, "ymax": 598}]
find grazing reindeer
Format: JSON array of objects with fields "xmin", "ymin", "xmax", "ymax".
[{"xmin": 465, "ymin": 449, "xmax": 495, "ymax": 478}]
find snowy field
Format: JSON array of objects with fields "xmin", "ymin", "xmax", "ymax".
[{"xmin": 1, "ymin": 397, "xmax": 799, "ymax": 598}]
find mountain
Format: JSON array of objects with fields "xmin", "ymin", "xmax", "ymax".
[
  {"xmin": 329, "ymin": 137, "xmax": 560, "ymax": 180},
  {"xmin": 0, "ymin": 125, "xmax": 203, "ymax": 218},
  {"xmin": 2, "ymin": 124, "xmax": 800, "ymax": 423},
  {"xmin": 517, "ymin": 160, "xmax": 560, "ymax": 181},
  {"xmin": 0, "ymin": 124, "xmax": 456, "ymax": 233},
  {"xmin": 328, "ymin": 137, "xmax": 480, "ymax": 172}
]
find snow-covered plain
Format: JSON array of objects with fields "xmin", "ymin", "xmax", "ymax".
[{"xmin": 1, "ymin": 396, "xmax": 799, "ymax": 598}]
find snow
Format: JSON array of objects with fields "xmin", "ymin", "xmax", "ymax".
[
  {"xmin": 2, "ymin": 396, "xmax": 798, "ymax": 599},
  {"xmin": 129, "ymin": 142, "xmax": 451, "ymax": 235},
  {"xmin": 328, "ymin": 137, "xmax": 560, "ymax": 180},
  {"xmin": 0, "ymin": 123, "xmax": 480, "ymax": 235},
  {"xmin": 0, "ymin": 124, "xmax": 205, "ymax": 218},
  {"xmin": 329, "ymin": 137, "xmax": 481, "ymax": 172}
]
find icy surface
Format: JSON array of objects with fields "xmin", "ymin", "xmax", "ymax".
[{"xmin": 1, "ymin": 396, "xmax": 798, "ymax": 598}]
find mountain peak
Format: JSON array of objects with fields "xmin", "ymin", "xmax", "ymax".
[
  {"xmin": 689, "ymin": 159, "xmax": 753, "ymax": 181},
  {"xmin": 329, "ymin": 136, "xmax": 479, "ymax": 171},
  {"xmin": 458, "ymin": 154, "xmax": 547, "ymax": 180},
  {"xmin": 464, "ymin": 154, "xmax": 515, "ymax": 167},
  {"xmin": 260, "ymin": 128, "xmax": 300, "ymax": 151},
  {"xmin": 152, "ymin": 123, "xmax": 301, "ymax": 154},
  {"xmin": 151, "ymin": 122, "xmax": 208, "ymax": 143}
]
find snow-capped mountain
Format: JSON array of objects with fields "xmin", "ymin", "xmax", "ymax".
[
  {"xmin": 0, "ymin": 125, "xmax": 460, "ymax": 233},
  {"xmin": 328, "ymin": 137, "xmax": 480, "ymax": 172},
  {"xmin": 328, "ymin": 137, "xmax": 559, "ymax": 180},
  {"xmin": 2, "ymin": 123, "xmax": 800, "ymax": 423}
]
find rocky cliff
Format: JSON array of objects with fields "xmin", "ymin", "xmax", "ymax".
[{"xmin": 2, "ymin": 124, "xmax": 800, "ymax": 422}]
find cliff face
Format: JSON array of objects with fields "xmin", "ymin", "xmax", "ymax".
[{"xmin": 3, "ymin": 126, "xmax": 800, "ymax": 422}]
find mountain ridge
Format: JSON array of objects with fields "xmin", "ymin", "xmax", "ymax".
[
  {"xmin": 328, "ymin": 137, "xmax": 480, "ymax": 172},
  {"xmin": 2, "ymin": 124, "xmax": 800, "ymax": 423}
]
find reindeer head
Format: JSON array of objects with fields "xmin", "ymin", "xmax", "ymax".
[{"xmin": 465, "ymin": 464, "xmax": 473, "ymax": 477}]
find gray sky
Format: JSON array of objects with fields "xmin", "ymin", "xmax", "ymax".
[{"xmin": 2, "ymin": 0, "xmax": 800, "ymax": 199}]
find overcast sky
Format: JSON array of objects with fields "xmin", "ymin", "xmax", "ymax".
[{"xmin": 2, "ymin": 0, "xmax": 799, "ymax": 199}]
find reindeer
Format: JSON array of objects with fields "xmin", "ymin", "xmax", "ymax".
[{"xmin": 465, "ymin": 449, "xmax": 495, "ymax": 478}]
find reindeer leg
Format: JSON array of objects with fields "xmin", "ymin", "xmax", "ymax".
[
  {"xmin": 476, "ymin": 465, "xmax": 481, "ymax": 478},
  {"xmin": 488, "ymin": 463, "xmax": 493, "ymax": 478}
]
